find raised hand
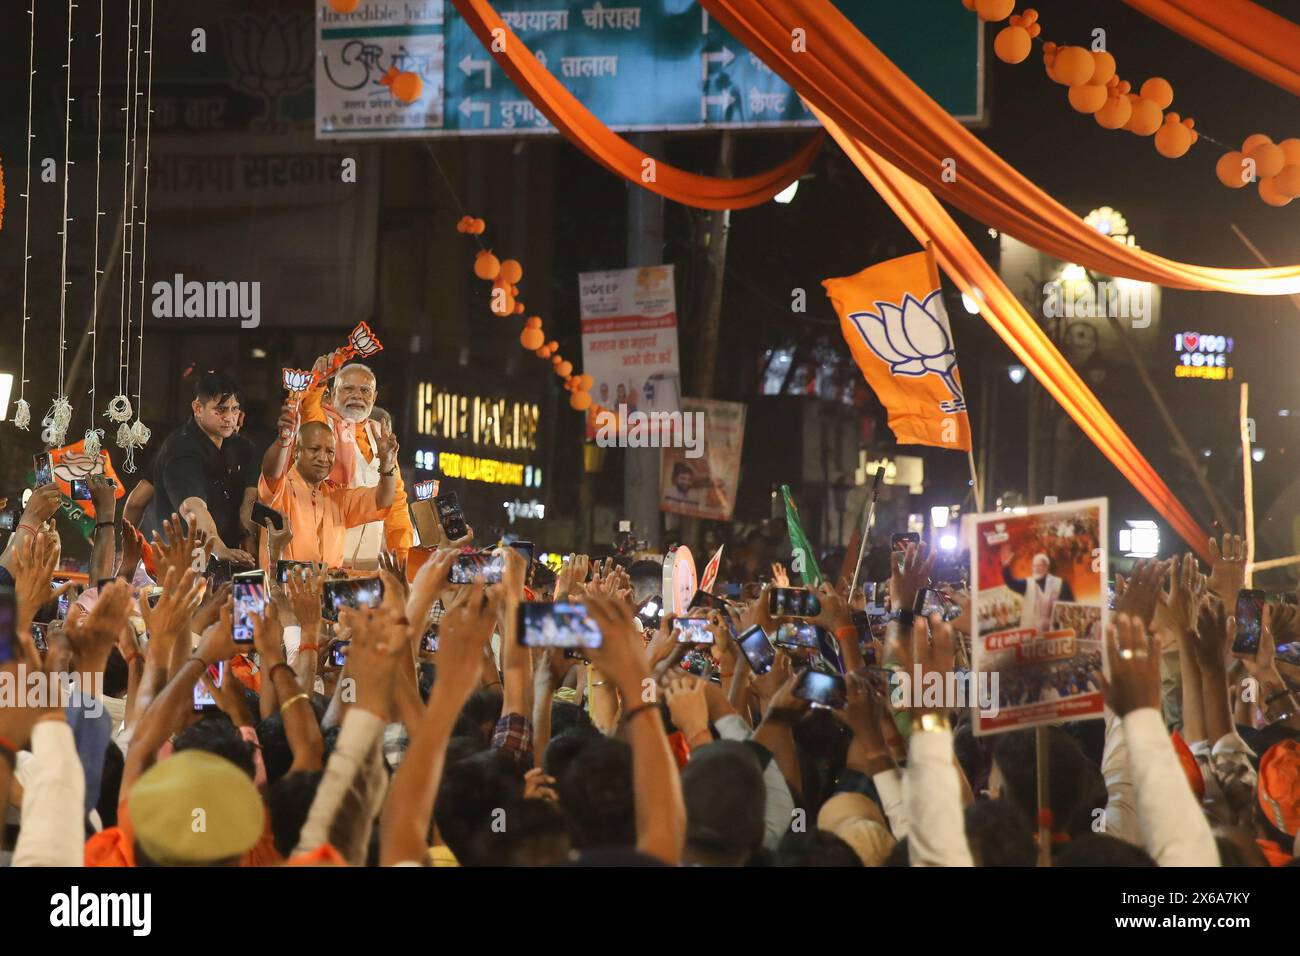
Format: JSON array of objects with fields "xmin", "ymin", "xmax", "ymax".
[
  {"xmin": 771, "ymin": 562, "xmax": 790, "ymax": 587},
  {"xmin": 1153, "ymin": 552, "xmax": 1206, "ymax": 639},
  {"xmin": 890, "ymin": 541, "xmax": 935, "ymax": 614},
  {"xmin": 584, "ymin": 593, "xmax": 650, "ymax": 694},
  {"xmin": 1206, "ymin": 533, "xmax": 1247, "ymax": 602},
  {"xmin": 117, "ymin": 519, "xmax": 145, "ymax": 580},
  {"xmin": 10, "ymin": 532, "xmax": 72, "ymax": 620},
  {"xmin": 1115, "ymin": 558, "xmax": 1166, "ymax": 630},
  {"xmin": 20, "ymin": 484, "xmax": 63, "ymax": 528},
  {"xmin": 405, "ymin": 549, "xmax": 456, "ymax": 633},
  {"xmin": 65, "ymin": 579, "xmax": 134, "ymax": 674},
  {"xmin": 662, "ymin": 673, "xmax": 710, "ymax": 740},
  {"xmin": 433, "ymin": 580, "xmax": 503, "ymax": 701},
  {"xmin": 1099, "ymin": 612, "xmax": 1161, "ymax": 717},
  {"xmin": 151, "ymin": 513, "xmax": 202, "ymax": 582},
  {"xmin": 88, "ymin": 474, "xmax": 118, "ymax": 522},
  {"xmin": 375, "ymin": 418, "xmax": 400, "ymax": 472},
  {"xmin": 1193, "ymin": 598, "xmax": 1232, "ymax": 674},
  {"xmin": 285, "ymin": 565, "xmax": 325, "ymax": 635}
]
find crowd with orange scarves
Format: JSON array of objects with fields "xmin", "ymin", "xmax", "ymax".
[{"xmin": 0, "ymin": 371, "xmax": 1297, "ymax": 868}]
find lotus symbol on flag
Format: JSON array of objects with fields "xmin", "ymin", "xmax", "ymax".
[
  {"xmin": 414, "ymin": 480, "xmax": 436, "ymax": 501},
  {"xmin": 848, "ymin": 291, "xmax": 967, "ymax": 413},
  {"xmin": 283, "ymin": 368, "xmax": 313, "ymax": 392}
]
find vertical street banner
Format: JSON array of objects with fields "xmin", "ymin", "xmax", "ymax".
[
  {"xmin": 658, "ymin": 398, "xmax": 745, "ymax": 521},
  {"xmin": 316, "ymin": 0, "xmax": 447, "ymax": 138},
  {"xmin": 970, "ymin": 498, "xmax": 1108, "ymax": 735},
  {"xmin": 579, "ymin": 264, "xmax": 682, "ymax": 427}
]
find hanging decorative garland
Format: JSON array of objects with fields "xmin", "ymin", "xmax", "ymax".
[
  {"xmin": 455, "ymin": 214, "xmax": 598, "ymax": 416},
  {"xmin": 121, "ymin": 0, "xmax": 158, "ymax": 470},
  {"xmin": 971, "ymin": 2, "xmax": 1300, "ymax": 206},
  {"xmin": 43, "ymin": 0, "xmax": 78, "ymax": 449},
  {"xmin": 13, "ymin": 3, "xmax": 37, "ymax": 431},
  {"xmin": 106, "ymin": 0, "xmax": 138, "ymax": 436},
  {"xmin": 83, "ymin": 0, "xmax": 108, "ymax": 459}
]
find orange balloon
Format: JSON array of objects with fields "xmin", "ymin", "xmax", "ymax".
[
  {"xmin": 534, "ymin": 347, "xmax": 550, "ymax": 358},
  {"xmin": 470, "ymin": 218, "xmax": 486, "ymax": 235},
  {"xmin": 525, "ymin": 316, "xmax": 543, "ymax": 329},
  {"xmin": 545, "ymin": 340, "xmax": 558, "ymax": 353},
  {"xmin": 1154, "ymin": 121, "xmax": 1193, "ymax": 159},
  {"xmin": 1274, "ymin": 165, "xmax": 1300, "ymax": 198},
  {"xmin": 1053, "ymin": 47, "xmax": 1095, "ymax": 87},
  {"xmin": 1279, "ymin": 138, "xmax": 1300, "ymax": 167},
  {"xmin": 577, "ymin": 374, "xmax": 594, "ymax": 390},
  {"xmin": 1094, "ymin": 94, "xmax": 1132, "ymax": 130},
  {"xmin": 1140, "ymin": 77, "xmax": 1173, "ymax": 109},
  {"xmin": 329, "ymin": 0, "xmax": 360, "ymax": 11},
  {"xmin": 474, "ymin": 250, "xmax": 501, "ymax": 280},
  {"xmin": 570, "ymin": 390, "xmax": 592, "ymax": 411},
  {"xmin": 1259, "ymin": 175, "xmax": 1292, "ymax": 207},
  {"xmin": 514, "ymin": 303, "xmax": 525, "ymax": 314},
  {"xmin": 1216, "ymin": 151, "xmax": 1251, "ymax": 188},
  {"xmin": 498, "ymin": 259, "xmax": 523, "ymax": 284},
  {"xmin": 520, "ymin": 327, "xmax": 545, "ymax": 350},
  {"xmin": 993, "ymin": 26, "xmax": 1031, "ymax": 64},
  {"xmin": 1067, "ymin": 84, "xmax": 1107, "ymax": 114},
  {"xmin": 1088, "ymin": 51, "xmax": 1116, "ymax": 86},
  {"xmin": 1242, "ymin": 133, "xmax": 1272, "ymax": 154},
  {"xmin": 491, "ymin": 293, "xmax": 515, "ymax": 316},
  {"xmin": 551, "ymin": 355, "xmax": 564, "ymax": 366},
  {"xmin": 555, "ymin": 361, "xmax": 573, "ymax": 378},
  {"xmin": 1249, "ymin": 142, "xmax": 1285, "ymax": 178},
  {"xmin": 391, "ymin": 72, "xmax": 422, "ymax": 104},
  {"xmin": 1127, "ymin": 99, "xmax": 1163, "ymax": 137},
  {"xmin": 975, "ymin": 0, "xmax": 1015, "ymax": 21}
]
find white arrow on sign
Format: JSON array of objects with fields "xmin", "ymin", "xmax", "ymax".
[
  {"xmin": 700, "ymin": 87, "xmax": 735, "ymax": 120},
  {"xmin": 458, "ymin": 97, "xmax": 492, "ymax": 125},
  {"xmin": 700, "ymin": 45, "xmax": 735, "ymax": 81},
  {"xmin": 459, "ymin": 53, "xmax": 492, "ymax": 88}
]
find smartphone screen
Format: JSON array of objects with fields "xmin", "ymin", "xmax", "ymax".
[
  {"xmin": 0, "ymin": 511, "xmax": 15, "ymax": 532},
  {"xmin": 768, "ymin": 587, "xmax": 821, "ymax": 620},
  {"xmin": 31, "ymin": 621, "xmax": 48, "ymax": 653},
  {"xmin": 688, "ymin": 589, "xmax": 729, "ymax": 613},
  {"xmin": 419, "ymin": 625, "xmax": 438, "ymax": 654},
  {"xmin": 635, "ymin": 595, "xmax": 663, "ymax": 631},
  {"xmin": 863, "ymin": 581, "xmax": 887, "ymax": 616},
  {"xmin": 793, "ymin": 669, "xmax": 847, "ymax": 709},
  {"xmin": 207, "ymin": 556, "xmax": 233, "ymax": 589},
  {"xmin": 33, "ymin": 453, "xmax": 53, "ymax": 487},
  {"xmin": 145, "ymin": 587, "xmax": 164, "ymax": 609},
  {"xmin": 738, "ymin": 625, "xmax": 776, "ymax": 675},
  {"xmin": 450, "ymin": 550, "xmax": 504, "ymax": 585},
  {"xmin": 232, "ymin": 571, "xmax": 268, "ymax": 644},
  {"xmin": 328, "ymin": 640, "xmax": 349, "ymax": 666},
  {"xmin": 673, "ymin": 617, "xmax": 715, "ymax": 644},
  {"xmin": 56, "ymin": 590, "xmax": 71, "ymax": 619},
  {"xmin": 321, "ymin": 577, "xmax": 385, "ymax": 622},
  {"xmin": 0, "ymin": 587, "xmax": 15, "ymax": 665},
  {"xmin": 517, "ymin": 601, "xmax": 603, "ymax": 649},
  {"xmin": 276, "ymin": 560, "xmax": 313, "ymax": 585},
  {"xmin": 1233, "ymin": 588, "xmax": 1266, "ymax": 657},
  {"xmin": 891, "ymin": 532, "xmax": 920, "ymax": 551},
  {"xmin": 70, "ymin": 479, "xmax": 92, "ymax": 501},
  {"xmin": 508, "ymin": 541, "xmax": 535, "ymax": 565},
  {"xmin": 913, "ymin": 587, "xmax": 944, "ymax": 618},
  {"xmin": 193, "ymin": 661, "xmax": 224, "ymax": 710},
  {"xmin": 773, "ymin": 621, "xmax": 822, "ymax": 650},
  {"xmin": 434, "ymin": 492, "xmax": 469, "ymax": 540}
]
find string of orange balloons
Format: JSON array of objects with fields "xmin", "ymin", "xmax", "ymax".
[
  {"xmin": 974, "ymin": 0, "xmax": 1300, "ymax": 206},
  {"xmin": 456, "ymin": 214, "xmax": 600, "ymax": 416}
]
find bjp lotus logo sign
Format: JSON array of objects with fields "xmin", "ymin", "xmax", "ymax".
[
  {"xmin": 823, "ymin": 251, "xmax": 972, "ymax": 452},
  {"xmin": 848, "ymin": 290, "xmax": 967, "ymax": 414}
]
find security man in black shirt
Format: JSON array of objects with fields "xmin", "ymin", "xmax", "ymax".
[{"xmin": 151, "ymin": 370, "xmax": 257, "ymax": 566}]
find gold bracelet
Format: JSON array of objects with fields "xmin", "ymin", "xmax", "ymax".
[{"xmin": 279, "ymin": 692, "xmax": 311, "ymax": 716}]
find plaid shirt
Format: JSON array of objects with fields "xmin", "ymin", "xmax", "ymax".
[{"xmin": 491, "ymin": 713, "xmax": 534, "ymax": 770}]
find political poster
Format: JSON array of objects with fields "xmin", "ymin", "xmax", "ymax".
[
  {"xmin": 970, "ymin": 498, "xmax": 1108, "ymax": 735},
  {"xmin": 658, "ymin": 398, "xmax": 745, "ymax": 522}
]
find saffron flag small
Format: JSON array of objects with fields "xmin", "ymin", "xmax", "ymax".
[
  {"xmin": 699, "ymin": 545, "xmax": 724, "ymax": 593},
  {"xmin": 824, "ymin": 250, "xmax": 972, "ymax": 451}
]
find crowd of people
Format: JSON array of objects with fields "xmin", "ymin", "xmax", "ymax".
[{"xmin": 0, "ymin": 355, "xmax": 1298, "ymax": 869}]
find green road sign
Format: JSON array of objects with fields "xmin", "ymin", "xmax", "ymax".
[{"xmin": 316, "ymin": 0, "xmax": 983, "ymax": 139}]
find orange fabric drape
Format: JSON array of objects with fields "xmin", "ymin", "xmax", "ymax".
[
  {"xmin": 447, "ymin": 0, "xmax": 822, "ymax": 210},
  {"xmin": 698, "ymin": 0, "xmax": 1300, "ymax": 295},
  {"xmin": 811, "ymin": 104, "xmax": 1210, "ymax": 559},
  {"xmin": 1122, "ymin": 0, "xmax": 1300, "ymax": 97}
]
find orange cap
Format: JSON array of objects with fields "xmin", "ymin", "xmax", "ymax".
[{"xmin": 1259, "ymin": 739, "xmax": 1300, "ymax": 836}]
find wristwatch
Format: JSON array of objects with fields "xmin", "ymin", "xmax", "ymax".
[{"xmin": 916, "ymin": 711, "xmax": 951, "ymax": 733}]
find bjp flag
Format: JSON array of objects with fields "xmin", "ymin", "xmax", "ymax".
[
  {"xmin": 49, "ymin": 440, "xmax": 125, "ymax": 519},
  {"xmin": 824, "ymin": 250, "xmax": 972, "ymax": 451}
]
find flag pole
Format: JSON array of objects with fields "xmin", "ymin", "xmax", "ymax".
[
  {"xmin": 849, "ymin": 467, "xmax": 885, "ymax": 598},
  {"xmin": 967, "ymin": 448, "xmax": 983, "ymax": 513},
  {"xmin": 1241, "ymin": 382, "xmax": 1255, "ymax": 587}
]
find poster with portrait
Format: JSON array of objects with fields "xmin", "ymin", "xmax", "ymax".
[
  {"xmin": 970, "ymin": 498, "xmax": 1108, "ymax": 735},
  {"xmin": 658, "ymin": 398, "xmax": 746, "ymax": 521}
]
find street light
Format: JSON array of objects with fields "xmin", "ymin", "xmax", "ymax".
[
  {"xmin": 930, "ymin": 505, "xmax": 951, "ymax": 528},
  {"xmin": 0, "ymin": 373, "xmax": 13, "ymax": 421},
  {"xmin": 1252, "ymin": 447, "xmax": 1266, "ymax": 463},
  {"xmin": 774, "ymin": 180, "xmax": 799, "ymax": 204},
  {"xmin": 1007, "ymin": 365, "xmax": 1027, "ymax": 384},
  {"xmin": 960, "ymin": 292, "xmax": 980, "ymax": 315},
  {"xmin": 1119, "ymin": 520, "xmax": 1160, "ymax": 558}
]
